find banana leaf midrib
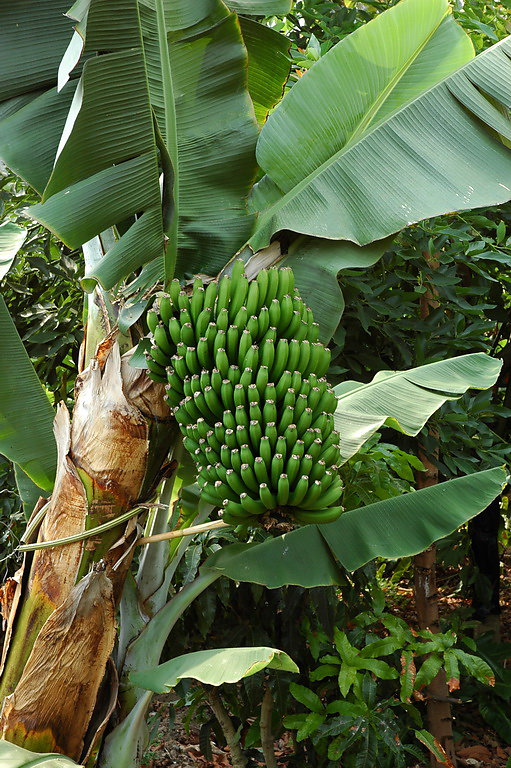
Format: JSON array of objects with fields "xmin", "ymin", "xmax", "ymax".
[
  {"xmin": 152, "ymin": 0, "xmax": 178, "ymax": 282},
  {"xmin": 341, "ymin": 7, "xmax": 457, "ymax": 153}
]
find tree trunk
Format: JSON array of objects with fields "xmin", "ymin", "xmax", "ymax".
[
  {"xmin": 413, "ymin": 253, "xmax": 457, "ymax": 767},
  {"xmin": 0, "ymin": 337, "xmax": 174, "ymax": 760}
]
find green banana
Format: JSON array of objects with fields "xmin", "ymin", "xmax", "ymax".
[
  {"xmin": 240, "ymin": 492, "xmax": 266, "ymax": 516},
  {"xmin": 249, "ymin": 419, "xmax": 262, "ymax": 448},
  {"xmin": 147, "ymin": 261, "xmax": 343, "ymax": 527},
  {"xmin": 147, "ymin": 309, "xmax": 159, "ymax": 334},
  {"xmin": 293, "ymin": 505, "xmax": 343, "ymax": 525},
  {"xmin": 159, "ymin": 294, "xmax": 174, "ymax": 325},
  {"xmin": 277, "ymin": 473, "xmax": 290, "ymax": 505}
]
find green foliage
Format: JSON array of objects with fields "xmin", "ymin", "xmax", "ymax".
[
  {"xmin": 283, "ymin": 606, "xmax": 494, "ymax": 767},
  {"xmin": 0, "ymin": 172, "xmax": 81, "ymax": 404},
  {"xmin": 131, "ymin": 646, "xmax": 298, "ymax": 692}
]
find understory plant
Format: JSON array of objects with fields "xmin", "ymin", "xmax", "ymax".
[
  {"xmin": 0, "ymin": 0, "xmax": 511, "ymax": 766},
  {"xmin": 283, "ymin": 607, "xmax": 495, "ymax": 767}
]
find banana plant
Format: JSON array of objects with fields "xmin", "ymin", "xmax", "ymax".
[{"xmin": 0, "ymin": 0, "xmax": 510, "ymax": 765}]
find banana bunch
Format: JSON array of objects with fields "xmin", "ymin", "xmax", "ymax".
[{"xmin": 146, "ymin": 260, "xmax": 342, "ymax": 526}]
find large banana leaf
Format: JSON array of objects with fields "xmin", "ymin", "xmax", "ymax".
[
  {"xmin": 0, "ymin": 1, "xmax": 77, "ymax": 194},
  {"xmin": 0, "ymin": 297, "xmax": 56, "ymax": 491},
  {"xmin": 1, "ymin": 0, "xmax": 260, "ymax": 289},
  {"xmin": 334, "ymin": 352, "xmax": 502, "ymax": 462},
  {"xmin": 281, "ymin": 236, "xmax": 392, "ymax": 343},
  {"xmin": 249, "ymin": 0, "xmax": 511, "ymax": 251},
  {"xmin": 131, "ymin": 646, "xmax": 298, "ymax": 692},
  {"xmin": 0, "ymin": 739, "xmax": 81, "ymax": 767},
  {"xmin": 239, "ymin": 17, "xmax": 291, "ymax": 126},
  {"xmin": 207, "ymin": 467, "xmax": 506, "ymax": 586}
]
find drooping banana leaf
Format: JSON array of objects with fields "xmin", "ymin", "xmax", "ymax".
[
  {"xmin": 281, "ymin": 236, "xmax": 393, "ymax": 343},
  {"xmin": 206, "ymin": 467, "xmax": 506, "ymax": 586},
  {"xmin": 0, "ymin": 222, "xmax": 27, "ymax": 279},
  {"xmin": 1, "ymin": 0, "xmax": 261, "ymax": 289},
  {"xmin": 334, "ymin": 352, "xmax": 502, "ymax": 462},
  {"xmin": 0, "ymin": 0, "xmax": 77, "ymax": 194},
  {"xmin": 131, "ymin": 646, "xmax": 298, "ymax": 692},
  {"xmin": 239, "ymin": 17, "xmax": 291, "ymax": 126},
  {"xmin": 249, "ymin": 0, "xmax": 511, "ymax": 251},
  {"xmin": 0, "ymin": 738, "xmax": 81, "ymax": 767},
  {"xmin": 0, "ymin": 297, "xmax": 56, "ymax": 491}
]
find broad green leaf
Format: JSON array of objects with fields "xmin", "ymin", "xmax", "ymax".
[
  {"xmin": 355, "ymin": 729, "xmax": 378, "ymax": 768},
  {"xmin": 355, "ymin": 658, "xmax": 398, "ymax": 679},
  {"xmin": 0, "ymin": 739, "xmax": 82, "ymax": 767},
  {"xmin": 310, "ymin": 664, "xmax": 339, "ymax": 681},
  {"xmin": 320, "ymin": 467, "xmax": 506, "ymax": 572},
  {"xmin": 296, "ymin": 712, "xmax": 326, "ymax": 742},
  {"xmin": 338, "ymin": 663, "xmax": 358, "ymax": 697},
  {"xmin": 205, "ymin": 526, "xmax": 341, "ymax": 588},
  {"xmin": 0, "ymin": 222, "xmax": 27, "ymax": 279},
  {"xmin": 289, "ymin": 682, "xmax": 324, "ymax": 714},
  {"xmin": 453, "ymin": 649, "xmax": 495, "ymax": 686},
  {"xmin": 207, "ymin": 468, "xmax": 506, "ymax": 584},
  {"xmin": 0, "ymin": 1, "xmax": 71, "ymax": 103},
  {"xmin": 2, "ymin": 0, "xmax": 259, "ymax": 289},
  {"xmin": 334, "ymin": 353, "xmax": 502, "ymax": 462},
  {"xmin": 443, "ymin": 650, "xmax": 460, "ymax": 692},
  {"xmin": 239, "ymin": 18, "xmax": 290, "ymax": 126},
  {"xmin": 359, "ymin": 636, "xmax": 402, "ymax": 658},
  {"xmin": 415, "ymin": 729, "xmax": 453, "ymax": 764},
  {"xmin": 281, "ymin": 236, "xmax": 391, "ymax": 343},
  {"xmin": 282, "ymin": 714, "xmax": 307, "ymax": 729},
  {"xmin": 334, "ymin": 628, "xmax": 358, "ymax": 664},
  {"xmin": 400, "ymin": 650, "xmax": 416, "ymax": 702},
  {"xmin": 0, "ymin": 1, "xmax": 77, "ymax": 194},
  {"xmin": 130, "ymin": 646, "xmax": 298, "ymax": 692},
  {"xmin": 14, "ymin": 464, "xmax": 45, "ymax": 520},
  {"xmin": 249, "ymin": 0, "xmax": 511, "ymax": 250},
  {"xmin": 0, "ymin": 297, "xmax": 56, "ymax": 491},
  {"xmin": 225, "ymin": 1, "xmax": 292, "ymax": 13}
]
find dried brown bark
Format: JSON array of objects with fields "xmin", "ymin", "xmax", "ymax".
[
  {"xmin": 0, "ymin": 338, "xmax": 174, "ymax": 758},
  {"xmin": 0, "ymin": 569, "xmax": 115, "ymax": 760}
]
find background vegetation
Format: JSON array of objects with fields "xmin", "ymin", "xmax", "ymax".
[{"xmin": 0, "ymin": 1, "xmax": 510, "ymax": 767}]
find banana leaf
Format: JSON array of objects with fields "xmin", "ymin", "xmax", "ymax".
[
  {"xmin": 239, "ymin": 18, "xmax": 291, "ymax": 126},
  {"xmin": 20, "ymin": 0, "xmax": 259, "ymax": 287},
  {"xmin": 281, "ymin": 236, "xmax": 392, "ymax": 343},
  {"xmin": 225, "ymin": 1, "xmax": 292, "ymax": 13},
  {"xmin": 0, "ymin": 222, "xmax": 27, "ymax": 279},
  {"xmin": 206, "ymin": 467, "xmax": 506, "ymax": 586},
  {"xmin": 131, "ymin": 646, "xmax": 298, "ymax": 692},
  {"xmin": 249, "ymin": 0, "xmax": 511, "ymax": 250},
  {"xmin": 0, "ymin": 0, "xmax": 77, "ymax": 193},
  {"xmin": 0, "ymin": 739, "xmax": 81, "ymax": 767},
  {"xmin": 334, "ymin": 352, "xmax": 502, "ymax": 462},
  {"xmin": 0, "ymin": 297, "xmax": 56, "ymax": 491}
]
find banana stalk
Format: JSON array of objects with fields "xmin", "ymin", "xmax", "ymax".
[{"xmin": 0, "ymin": 338, "xmax": 176, "ymax": 760}]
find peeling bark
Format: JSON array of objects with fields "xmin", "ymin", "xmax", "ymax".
[
  {"xmin": 0, "ymin": 570, "xmax": 115, "ymax": 761},
  {"xmin": 0, "ymin": 338, "xmax": 174, "ymax": 755}
]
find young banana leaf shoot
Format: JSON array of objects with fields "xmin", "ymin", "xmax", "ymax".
[{"xmin": 146, "ymin": 261, "xmax": 342, "ymax": 527}]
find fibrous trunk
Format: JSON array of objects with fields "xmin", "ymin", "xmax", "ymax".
[{"xmin": 0, "ymin": 338, "xmax": 173, "ymax": 761}]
